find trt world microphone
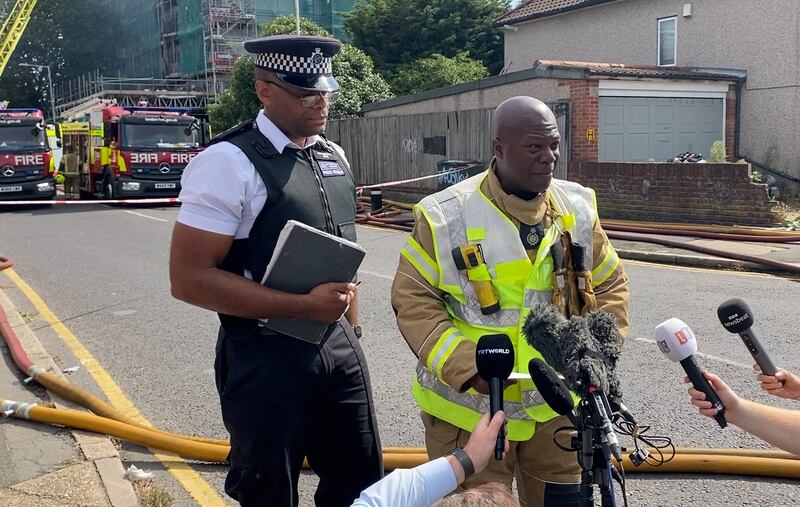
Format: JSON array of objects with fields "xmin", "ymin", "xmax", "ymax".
[
  {"xmin": 717, "ymin": 298, "xmax": 778, "ymax": 376},
  {"xmin": 528, "ymin": 358, "xmax": 576, "ymax": 424},
  {"xmin": 476, "ymin": 334, "xmax": 514, "ymax": 460},
  {"xmin": 655, "ymin": 318, "xmax": 727, "ymax": 428}
]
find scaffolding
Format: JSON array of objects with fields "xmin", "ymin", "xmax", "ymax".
[
  {"xmin": 160, "ymin": 0, "xmax": 256, "ymax": 97},
  {"xmin": 54, "ymin": 70, "xmax": 211, "ymax": 117}
]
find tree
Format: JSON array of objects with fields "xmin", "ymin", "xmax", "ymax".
[
  {"xmin": 209, "ymin": 16, "xmax": 393, "ymax": 133},
  {"xmin": 0, "ymin": 0, "xmax": 120, "ymax": 112},
  {"xmin": 208, "ymin": 56, "xmax": 261, "ymax": 135},
  {"xmin": 345, "ymin": 0, "xmax": 509, "ymax": 78},
  {"xmin": 390, "ymin": 52, "xmax": 488, "ymax": 96}
]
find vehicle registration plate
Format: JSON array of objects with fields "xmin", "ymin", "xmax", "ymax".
[
  {"xmin": 0, "ymin": 186, "xmax": 23, "ymax": 193},
  {"xmin": 154, "ymin": 183, "xmax": 176, "ymax": 189}
]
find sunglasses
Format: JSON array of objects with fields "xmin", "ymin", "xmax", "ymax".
[{"xmin": 263, "ymin": 79, "xmax": 339, "ymax": 108}]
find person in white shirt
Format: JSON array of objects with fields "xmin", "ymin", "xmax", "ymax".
[
  {"xmin": 170, "ymin": 34, "xmax": 382, "ymax": 507},
  {"xmin": 353, "ymin": 411, "xmax": 518, "ymax": 507}
]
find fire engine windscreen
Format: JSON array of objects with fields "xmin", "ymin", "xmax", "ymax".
[
  {"xmin": 0, "ymin": 124, "xmax": 46, "ymax": 152},
  {"xmin": 121, "ymin": 118, "xmax": 200, "ymax": 149}
]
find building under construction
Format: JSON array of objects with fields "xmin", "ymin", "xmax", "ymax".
[{"xmin": 53, "ymin": 0, "xmax": 356, "ymax": 116}]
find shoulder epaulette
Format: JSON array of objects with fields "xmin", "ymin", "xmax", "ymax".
[{"xmin": 208, "ymin": 119, "xmax": 255, "ymax": 146}]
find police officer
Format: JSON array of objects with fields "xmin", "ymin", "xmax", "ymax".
[
  {"xmin": 391, "ymin": 96, "xmax": 630, "ymax": 506},
  {"xmin": 170, "ymin": 35, "xmax": 382, "ymax": 506}
]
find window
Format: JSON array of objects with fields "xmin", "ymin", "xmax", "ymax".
[{"xmin": 658, "ymin": 16, "xmax": 677, "ymax": 66}]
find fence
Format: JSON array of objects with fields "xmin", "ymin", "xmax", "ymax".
[{"xmin": 326, "ymin": 101, "xmax": 570, "ymax": 194}]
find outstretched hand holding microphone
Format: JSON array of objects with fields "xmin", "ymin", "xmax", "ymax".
[
  {"xmin": 684, "ymin": 370, "xmax": 800, "ymax": 457},
  {"xmin": 655, "ymin": 318, "xmax": 727, "ymax": 428},
  {"xmin": 717, "ymin": 298, "xmax": 800, "ymax": 400}
]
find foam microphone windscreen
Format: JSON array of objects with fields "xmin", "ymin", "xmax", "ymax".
[
  {"xmin": 476, "ymin": 334, "xmax": 515, "ymax": 381},
  {"xmin": 529, "ymin": 358, "xmax": 575, "ymax": 417},
  {"xmin": 522, "ymin": 303, "xmax": 569, "ymax": 373},
  {"xmin": 586, "ymin": 309, "xmax": 623, "ymax": 400},
  {"xmin": 561, "ymin": 315, "xmax": 609, "ymax": 392},
  {"xmin": 717, "ymin": 298, "xmax": 754, "ymax": 334}
]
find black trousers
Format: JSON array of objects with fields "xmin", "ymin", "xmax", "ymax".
[{"xmin": 215, "ymin": 319, "xmax": 383, "ymax": 506}]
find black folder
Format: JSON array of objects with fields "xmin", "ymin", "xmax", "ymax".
[{"xmin": 259, "ymin": 220, "xmax": 365, "ymax": 343}]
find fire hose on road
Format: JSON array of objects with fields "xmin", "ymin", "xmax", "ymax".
[{"xmin": 2, "ymin": 215, "xmax": 800, "ymax": 477}]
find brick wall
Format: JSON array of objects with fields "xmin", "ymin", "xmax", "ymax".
[
  {"xmin": 570, "ymin": 162, "xmax": 778, "ymax": 226},
  {"xmin": 559, "ymin": 80, "xmax": 598, "ymax": 162}
]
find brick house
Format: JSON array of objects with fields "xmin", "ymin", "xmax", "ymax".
[{"xmin": 496, "ymin": 0, "xmax": 800, "ymax": 184}]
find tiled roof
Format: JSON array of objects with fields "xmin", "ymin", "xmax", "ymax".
[{"xmin": 495, "ymin": 0, "xmax": 617, "ymax": 26}]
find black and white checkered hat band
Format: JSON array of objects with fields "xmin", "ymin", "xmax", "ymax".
[{"xmin": 255, "ymin": 52, "xmax": 333, "ymax": 74}]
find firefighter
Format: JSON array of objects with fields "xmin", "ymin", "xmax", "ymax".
[
  {"xmin": 391, "ymin": 96, "xmax": 630, "ymax": 506},
  {"xmin": 169, "ymin": 35, "xmax": 382, "ymax": 506},
  {"xmin": 61, "ymin": 144, "xmax": 80, "ymax": 199}
]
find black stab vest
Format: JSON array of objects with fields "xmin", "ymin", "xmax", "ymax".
[{"xmin": 213, "ymin": 121, "xmax": 357, "ymax": 338}]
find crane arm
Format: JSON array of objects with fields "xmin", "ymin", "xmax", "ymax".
[{"xmin": 0, "ymin": 0, "xmax": 39, "ymax": 77}]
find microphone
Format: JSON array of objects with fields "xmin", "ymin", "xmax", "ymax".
[
  {"xmin": 521, "ymin": 303, "xmax": 569, "ymax": 373},
  {"xmin": 476, "ymin": 334, "xmax": 514, "ymax": 460},
  {"xmin": 524, "ymin": 306, "xmax": 622, "ymax": 459},
  {"xmin": 528, "ymin": 358, "xmax": 576, "ymax": 424},
  {"xmin": 586, "ymin": 310, "xmax": 637, "ymax": 425},
  {"xmin": 717, "ymin": 298, "xmax": 778, "ymax": 376},
  {"xmin": 654, "ymin": 318, "xmax": 727, "ymax": 428}
]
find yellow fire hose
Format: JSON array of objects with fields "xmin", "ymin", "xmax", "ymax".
[
  {"xmin": 34, "ymin": 369, "xmax": 229, "ymax": 446},
  {"xmin": 4, "ymin": 397, "xmax": 800, "ymax": 477},
  {"xmin": 4, "ymin": 249, "xmax": 800, "ymax": 479}
]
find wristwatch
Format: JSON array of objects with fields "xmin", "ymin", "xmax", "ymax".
[
  {"xmin": 352, "ymin": 324, "xmax": 363, "ymax": 339},
  {"xmin": 447, "ymin": 447, "xmax": 475, "ymax": 478}
]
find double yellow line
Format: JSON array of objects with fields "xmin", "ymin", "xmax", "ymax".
[{"xmin": 2, "ymin": 268, "xmax": 227, "ymax": 506}]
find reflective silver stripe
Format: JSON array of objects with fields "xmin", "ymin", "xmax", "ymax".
[
  {"xmin": 522, "ymin": 389, "xmax": 546, "ymax": 406},
  {"xmin": 523, "ymin": 289, "xmax": 553, "ymax": 308},
  {"xmin": 591, "ymin": 249, "xmax": 619, "ymax": 287},
  {"xmin": 430, "ymin": 331, "xmax": 459, "ymax": 375},
  {"xmin": 445, "ymin": 294, "xmax": 519, "ymax": 327},
  {"xmin": 417, "ymin": 364, "xmax": 548, "ymax": 421},
  {"xmin": 401, "ymin": 243, "xmax": 439, "ymax": 286},
  {"xmin": 417, "ymin": 365, "xmax": 532, "ymax": 421}
]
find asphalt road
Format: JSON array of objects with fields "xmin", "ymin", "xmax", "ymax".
[{"xmin": 1, "ymin": 203, "xmax": 799, "ymax": 506}]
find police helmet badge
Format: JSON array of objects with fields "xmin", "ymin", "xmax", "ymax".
[{"xmin": 311, "ymin": 48, "xmax": 324, "ymax": 65}]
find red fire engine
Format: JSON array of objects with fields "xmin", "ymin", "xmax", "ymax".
[
  {"xmin": 0, "ymin": 108, "xmax": 56, "ymax": 201},
  {"xmin": 60, "ymin": 104, "xmax": 206, "ymax": 199}
]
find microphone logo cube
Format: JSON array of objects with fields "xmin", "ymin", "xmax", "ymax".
[{"xmin": 654, "ymin": 318, "xmax": 697, "ymax": 361}]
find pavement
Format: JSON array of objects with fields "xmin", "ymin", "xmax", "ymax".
[
  {"xmin": 0, "ymin": 288, "xmax": 139, "ymax": 507},
  {"xmin": 0, "ymin": 215, "xmax": 798, "ymax": 506}
]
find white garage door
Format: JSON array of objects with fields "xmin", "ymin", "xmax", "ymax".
[{"xmin": 599, "ymin": 97, "xmax": 723, "ymax": 162}]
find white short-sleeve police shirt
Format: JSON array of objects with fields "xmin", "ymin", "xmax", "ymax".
[{"xmin": 177, "ymin": 110, "xmax": 350, "ymax": 239}]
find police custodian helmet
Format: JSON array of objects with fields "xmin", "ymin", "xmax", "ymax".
[{"xmin": 244, "ymin": 35, "xmax": 342, "ymax": 92}]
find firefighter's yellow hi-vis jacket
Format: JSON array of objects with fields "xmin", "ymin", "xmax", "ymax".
[{"xmin": 391, "ymin": 164, "xmax": 630, "ymax": 440}]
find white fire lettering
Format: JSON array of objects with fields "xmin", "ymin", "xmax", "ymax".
[
  {"xmin": 130, "ymin": 153, "xmax": 159, "ymax": 164},
  {"xmin": 169, "ymin": 152, "xmax": 197, "ymax": 165},
  {"xmin": 14, "ymin": 154, "xmax": 44, "ymax": 166}
]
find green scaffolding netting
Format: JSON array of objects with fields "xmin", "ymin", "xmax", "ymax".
[
  {"xmin": 178, "ymin": 0, "xmax": 205, "ymax": 76},
  {"xmin": 114, "ymin": 0, "xmax": 163, "ymax": 78},
  {"xmin": 98, "ymin": 0, "xmax": 359, "ymax": 79}
]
